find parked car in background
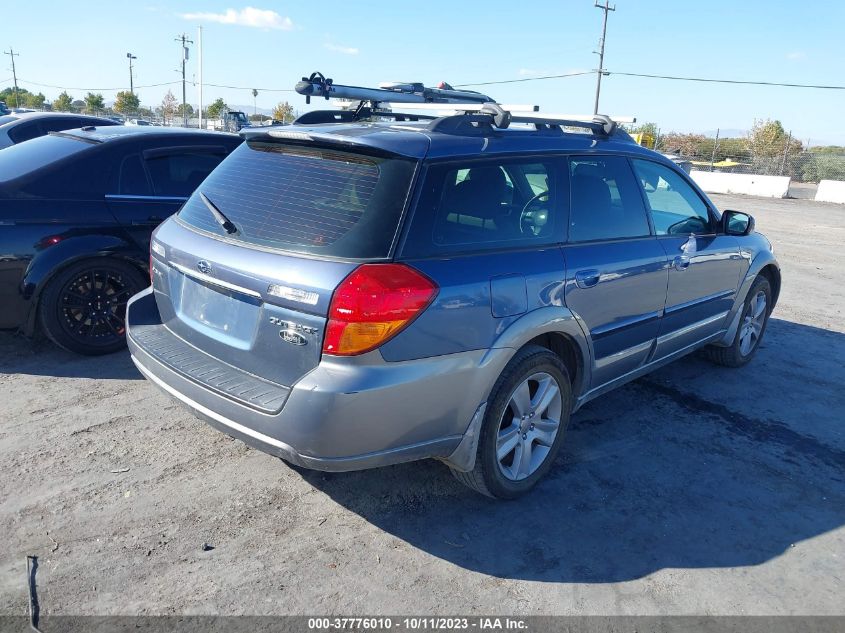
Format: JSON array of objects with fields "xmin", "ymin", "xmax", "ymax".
[
  {"xmin": 0, "ymin": 112, "xmax": 121, "ymax": 149},
  {"xmin": 127, "ymin": 106, "xmax": 780, "ymax": 498},
  {"xmin": 0, "ymin": 126, "xmax": 242, "ymax": 354},
  {"xmin": 126, "ymin": 119, "xmax": 152, "ymax": 126},
  {"xmin": 0, "ymin": 101, "xmax": 9, "ymax": 115}
]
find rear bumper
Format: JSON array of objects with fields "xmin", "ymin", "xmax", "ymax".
[{"xmin": 127, "ymin": 287, "xmax": 508, "ymax": 471}]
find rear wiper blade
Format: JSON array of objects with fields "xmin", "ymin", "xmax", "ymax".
[{"xmin": 199, "ymin": 192, "xmax": 238, "ymax": 235}]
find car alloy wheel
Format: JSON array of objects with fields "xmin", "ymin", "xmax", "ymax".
[{"xmin": 495, "ymin": 371, "xmax": 563, "ymax": 481}]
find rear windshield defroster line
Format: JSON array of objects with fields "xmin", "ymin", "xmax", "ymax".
[{"xmin": 177, "ymin": 141, "xmax": 416, "ymax": 259}]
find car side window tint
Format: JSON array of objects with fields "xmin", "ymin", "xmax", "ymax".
[
  {"xmin": 568, "ymin": 156, "xmax": 651, "ymax": 242},
  {"xmin": 40, "ymin": 118, "xmax": 80, "ymax": 134},
  {"xmin": 144, "ymin": 151, "xmax": 224, "ymax": 197},
  {"xmin": 401, "ymin": 159, "xmax": 565, "ymax": 257},
  {"xmin": 631, "ymin": 159, "xmax": 712, "ymax": 235},
  {"xmin": 114, "ymin": 154, "xmax": 152, "ymax": 196},
  {"xmin": 8, "ymin": 121, "xmax": 42, "ymax": 144}
]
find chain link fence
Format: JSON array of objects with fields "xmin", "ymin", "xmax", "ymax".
[{"xmin": 652, "ymin": 132, "xmax": 845, "ymax": 184}]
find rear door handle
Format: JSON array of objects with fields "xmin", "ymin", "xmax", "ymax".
[{"xmin": 575, "ymin": 269, "xmax": 601, "ymax": 289}]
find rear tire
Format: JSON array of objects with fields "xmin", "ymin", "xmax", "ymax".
[
  {"xmin": 39, "ymin": 258, "xmax": 147, "ymax": 356},
  {"xmin": 451, "ymin": 345, "xmax": 571, "ymax": 499},
  {"xmin": 703, "ymin": 276, "xmax": 772, "ymax": 368}
]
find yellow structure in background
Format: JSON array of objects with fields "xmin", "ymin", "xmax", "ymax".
[{"xmin": 631, "ymin": 132, "xmax": 655, "ymax": 149}]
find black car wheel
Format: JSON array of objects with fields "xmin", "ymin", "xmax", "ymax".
[{"xmin": 39, "ymin": 259, "xmax": 147, "ymax": 355}]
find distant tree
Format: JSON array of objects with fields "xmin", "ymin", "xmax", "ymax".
[
  {"xmin": 0, "ymin": 86, "xmax": 33, "ymax": 108},
  {"xmin": 632, "ymin": 122, "xmax": 658, "ymax": 137},
  {"xmin": 207, "ymin": 98, "xmax": 228, "ymax": 120},
  {"xmin": 748, "ymin": 119, "xmax": 786, "ymax": 158},
  {"xmin": 746, "ymin": 119, "xmax": 803, "ymax": 176},
  {"xmin": 23, "ymin": 92, "xmax": 46, "ymax": 109},
  {"xmin": 175, "ymin": 102, "xmax": 194, "ymax": 118},
  {"xmin": 53, "ymin": 91, "xmax": 74, "ymax": 112},
  {"xmin": 660, "ymin": 133, "xmax": 709, "ymax": 157},
  {"xmin": 272, "ymin": 101, "xmax": 294, "ymax": 123},
  {"xmin": 160, "ymin": 91, "xmax": 177, "ymax": 123},
  {"xmin": 249, "ymin": 113, "xmax": 266, "ymax": 122},
  {"xmin": 114, "ymin": 91, "xmax": 140, "ymax": 114},
  {"xmin": 84, "ymin": 92, "xmax": 105, "ymax": 114}
]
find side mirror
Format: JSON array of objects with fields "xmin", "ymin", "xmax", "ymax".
[{"xmin": 722, "ymin": 210, "xmax": 755, "ymax": 236}]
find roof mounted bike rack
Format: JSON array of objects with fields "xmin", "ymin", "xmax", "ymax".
[
  {"xmin": 295, "ymin": 71, "xmax": 495, "ymax": 105},
  {"xmin": 292, "ymin": 72, "xmax": 635, "ymax": 140}
]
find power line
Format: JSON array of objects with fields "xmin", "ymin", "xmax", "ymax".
[
  {"xmin": 454, "ymin": 71, "xmax": 593, "ymax": 87},
  {"xmin": 606, "ymin": 71, "xmax": 845, "ymax": 90},
  {"xmin": 203, "ymin": 82, "xmax": 295, "ymax": 92},
  {"xmin": 16, "ymin": 78, "xmax": 180, "ymax": 91}
]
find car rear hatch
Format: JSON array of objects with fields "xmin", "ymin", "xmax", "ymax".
[{"xmin": 146, "ymin": 130, "xmax": 421, "ymax": 392}]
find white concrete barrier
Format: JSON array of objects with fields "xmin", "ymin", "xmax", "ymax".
[
  {"xmin": 690, "ymin": 171, "xmax": 791, "ymax": 198},
  {"xmin": 814, "ymin": 180, "xmax": 845, "ymax": 204}
]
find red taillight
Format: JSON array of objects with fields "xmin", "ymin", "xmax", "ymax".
[{"xmin": 323, "ymin": 264, "xmax": 438, "ymax": 356}]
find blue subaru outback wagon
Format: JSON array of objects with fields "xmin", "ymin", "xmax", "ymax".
[{"xmin": 127, "ymin": 105, "xmax": 780, "ymax": 498}]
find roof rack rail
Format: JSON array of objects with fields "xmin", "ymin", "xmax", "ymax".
[{"xmin": 475, "ymin": 104, "xmax": 629, "ymax": 136}]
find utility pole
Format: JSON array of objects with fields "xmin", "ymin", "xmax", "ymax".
[
  {"xmin": 197, "ymin": 26, "xmax": 203, "ymax": 130},
  {"xmin": 4, "ymin": 47, "xmax": 20, "ymax": 109},
  {"xmin": 252, "ymin": 89, "xmax": 258, "ymax": 118},
  {"xmin": 592, "ymin": 1, "xmax": 615, "ymax": 115},
  {"xmin": 126, "ymin": 53, "xmax": 137, "ymax": 94},
  {"xmin": 175, "ymin": 33, "xmax": 193, "ymax": 127}
]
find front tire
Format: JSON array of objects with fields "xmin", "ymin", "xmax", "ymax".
[
  {"xmin": 451, "ymin": 345, "xmax": 572, "ymax": 499},
  {"xmin": 39, "ymin": 258, "xmax": 147, "ymax": 356},
  {"xmin": 704, "ymin": 276, "xmax": 772, "ymax": 368}
]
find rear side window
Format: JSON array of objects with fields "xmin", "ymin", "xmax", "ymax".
[
  {"xmin": 112, "ymin": 154, "xmax": 152, "ymax": 196},
  {"xmin": 8, "ymin": 120, "xmax": 42, "ymax": 144},
  {"xmin": 568, "ymin": 156, "xmax": 651, "ymax": 242},
  {"xmin": 631, "ymin": 159, "xmax": 712, "ymax": 235},
  {"xmin": 177, "ymin": 141, "xmax": 416, "ymax": 259},
  {"xmin": 401, "ymin": 159, "xmax": 564, "ymax": 257},
  {"xmin": 145, "ymin": 151, "xmax": 225, "ymax": 197}
]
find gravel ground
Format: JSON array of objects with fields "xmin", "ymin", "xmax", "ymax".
[{"xmin": 0, "ymin": 193, "xmax": 843, "ymax": 616}]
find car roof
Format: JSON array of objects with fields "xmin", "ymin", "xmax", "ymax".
[
  {"xmin": 0, "ymin": 112, "xmax": 118, "ymax": 130},
  {"xmin": 58, "ymin": 126, "xmax": 241, "ymax": 144},
  {"xmin": 246, "ymin": 119, "xmax": 666, "ymax": 162}
]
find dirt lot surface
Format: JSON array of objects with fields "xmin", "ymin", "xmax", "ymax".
[{"xmin": 1, "ymin": 193, "xmax": 843, "ymax": 616}]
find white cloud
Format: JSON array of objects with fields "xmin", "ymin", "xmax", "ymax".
[
  {"xmin": 325, "ymin": 42, "xmax": 359, "ymax": 55},
  {"xmin": 181, "ymin": 7, "xmax": 294, "ymax": 30},
  {"xmin": 786, "ymin": 51, "xmax": 806, "ymax": 60}
]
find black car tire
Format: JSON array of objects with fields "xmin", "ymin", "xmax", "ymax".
[
  {"xmin": 39, "ymin": 258, "xmax": 147, "ymax": 356},
  {"xmin": 703, "ymin": 276, "xmax": 772, "ymax": 368},
  {"xmin": 451, "ymin": 345, "xmax": 571, "ymax": 499}
]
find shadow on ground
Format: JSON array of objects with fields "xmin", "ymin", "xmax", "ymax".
[
  {"xmin": 294, "ymin": 317, "xmax": 845, "ymax": 583},
  {"xmin": 0, "ymin": 331, "xmax": 142, "ymax": 380}
]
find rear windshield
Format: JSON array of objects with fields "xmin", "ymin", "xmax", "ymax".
[
  {"xmin": 0, "ymin": 133, "xmax": 91, "ymax": 183},
  {"xmin": 177, "ymin": 140, "xmax": 416, "ymax": 259}
]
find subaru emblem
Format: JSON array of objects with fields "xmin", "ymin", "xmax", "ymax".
[
  {"xmin": 280, "ymin": 330, "xmax": 308, "ymax": 346},
  {"xmin": 196, "ymin": 260, "xmax": 212, "ymax": 275}
]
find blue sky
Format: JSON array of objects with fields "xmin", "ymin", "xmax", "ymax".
[{"xmin": 3, "ymin": 1, "xmax": 845, "ymax": 143}]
